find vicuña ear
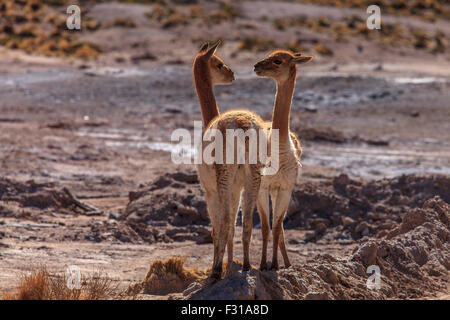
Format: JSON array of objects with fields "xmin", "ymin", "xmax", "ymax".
[
  {"xmin": 204, "ymin": 40, "xmax": 221, "ymax": 59},
  {"xmin": 199, "ymin": 42, "xmax": 209, "ymax": 53},
  {"xmin": 292, "ymin": 56, "xmax": 313, "ymax": 64}
]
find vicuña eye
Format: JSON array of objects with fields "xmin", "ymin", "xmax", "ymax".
[
  {"xmin": 274, "ymin": 60, "xmax": 282, "ymax": 65},
  {"xmin": 217, "ymin": 63, "xmax": 223, "ymax": 69}
]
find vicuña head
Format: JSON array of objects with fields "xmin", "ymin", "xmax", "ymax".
[
  {"xmin": 253, "ymin": 50, "xmax": 312, "ymax": 82},
  {"xmin": 193, "ymin": 40, "xmax": 235, "ymax": 85}
]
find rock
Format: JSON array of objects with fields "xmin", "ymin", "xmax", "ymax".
[
  {"xmin": 177, "ymin": 197, "xmax": 449, "ymax": 300},
  {"xmin": 185, "ymin": 273, "xmax": 257, "ymax": 300},
  {"xmin": 170, "ymin": 171, "xmax": 199, "ymax": 184},
  {"xmin": 305, "ymin": 232, "xmax": 316, "ymax": 241},
  {"xmin": 315, "ymin": 222, "xmax": 327, "ymax": 236},
  {"xmin": 176, "ymin": 205, "xmax": 199, "ymax": 218},
  {"xmin": 109, "ymin": 212, "xmax": 120, "ymax": 220},
  {"xmin": 374, "ymin": 64, "xmax": 383, "ymax": 71},
  {"xmin": 286, "ymin": 174, "xmax": 450, "ymax": 246},
  {"xmin": 305, "ymin": 292, "xmax": 329, "ymax": 300},
  {"xmin": 342, "ymin": 217, "xmax": 355, "ymax": 227},
  {"xmin": 304, "ymin": 105, "xmax": 318, "ymax": 113},
  {"xmin": 355, "ymin": 221, "xmax": 369, "ymax": 234},
  {"xmin": 361, "ymin": 227, "xmax": 370, "ymax": 237},
  {"xmin": 123, "ymin": 171, "xmax": 209, "ymax": 242},
  {"xmin": 354, "ymin": 241, "xmax": 378, "ymax": 267}
]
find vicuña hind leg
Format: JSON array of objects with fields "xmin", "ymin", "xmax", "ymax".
[
  {"xmin": 270, "ymin": 188, "xmax": 292, "ymax": 270},
  {"xmin": 211, "ymin": 164, "xmax": 238, "ymax": 280},
  {"xmin": 279, "ymin": 220, "xmax": 291, "ymax": 268},
  {"xmin": 241, "ymin": 165, "xmax": 262, "ymax": 272},
  {"xmin": 257, "ymin": 189, "xmax": 270, "ymax": 270},
  {"xmin": 225, "ymin": 185, "xmax": 241, "ymax": 277}
]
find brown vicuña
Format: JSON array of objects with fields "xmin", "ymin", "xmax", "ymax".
[
  {"xmin": 254, "ymin": 50, "xmax": 312, "ymax": 270},
  {"xmin": 193, "ymin": 41, "xmax": 266, "ymax": 280}
]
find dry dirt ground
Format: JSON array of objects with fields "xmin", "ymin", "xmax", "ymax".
[{"xmin": 0, "ymin": 1, "xmax": 449, "ymax": 299}]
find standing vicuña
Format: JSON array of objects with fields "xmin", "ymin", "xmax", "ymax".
[
  {"xmin": 193, "ymin": 41, "xmax": 266, "ymax": 280},
  {"xmin": 254, "ymin": 50, "xmax": 312, "ymax": 270}
]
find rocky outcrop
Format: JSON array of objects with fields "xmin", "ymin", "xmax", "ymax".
[{"xmin": 183, "ymin": 197, "xmax": 449, "ymax": 300}]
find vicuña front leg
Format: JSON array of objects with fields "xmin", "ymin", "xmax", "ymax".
[
  {"xmin": 241, "ymin": 165, "xmax": 261, "ymax": 272},
  {"xmin": 257, "ymin": 188, "xmax": 270, "ymax": 270},
  {"xmin": 270, "ymin": 188, "xmax": 292, "ymax": 270}
]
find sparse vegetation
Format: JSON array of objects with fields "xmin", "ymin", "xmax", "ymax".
[
  {"xmin": 111, "ymin": 18, "xmax": 137, "ymax": 28},
  {"xmin": 146, "ymin": 3, "xmax": 188, "ymax": 28},
  {"xmin": 0, "ymin": 0, "xmax": 101, "ymax": 58},
  {"xmin": 204, "ymin": 3, "xmax": 242, "ymax": 24},
  {"xmin": 2, "ymin": 266, "xmax": 119, "ymax": 300},
  {"xmin": 237, "ymin": 37, "xmax": 277, "ymax": 52},
  {"xmin": 146, "ymin": 2, "xmax": 242, "ymax": 28},
  {"xmin": 272, "ymin": 14, "xmax": 447, "ymax": 53},
  {"xmin": 315, "ymin": 43, "xmax": 333, "ymax": 55},
  {"xmin": 127, "ymin": 257, "xmax": 206, "ymax": 295},
  {"xmin": 236, "ymin": 36, "xmax": 313, "ymax": 55},
  {"xmin": 292, "ymin": 0, "xmax": 450, "ymax": 20}
]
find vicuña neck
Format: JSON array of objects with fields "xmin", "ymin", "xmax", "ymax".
[
  {"xmin": 193, "ymin": 60, "xmax": 219, "ymax": 127},
  {"xmin": 272, "ymin": 68, "xmax": 296, "ymax": 142}
]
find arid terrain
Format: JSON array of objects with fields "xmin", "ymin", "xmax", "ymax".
[{"xmin": 0, "ymin": 0, "xmax": 449, "ymax": 300}]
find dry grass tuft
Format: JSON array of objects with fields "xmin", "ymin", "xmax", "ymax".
[
  {"xmin": 237, "ymin": 37, "xmax": 277, "ymax": 52},
  {"xmin": 128, "ymin": 257, "xmax": 206, "ymax": 296},
  {"xmin": 146, "ymin": 3, "xmax": 188, "ymax": 28},
  {"xmin": 235, "ymin": 36, "xmax": 313, "ymax": 55},
  {"xmin": 204, "ymin": 3, "xmax": 241, "ymax": 24},
  {"xmin": 2, "ymin": 266, "xmax": 119, "ymax": 300},
  {"xmin": 315, "ymin": 43, "xmax": 333, "ymax": 55}
]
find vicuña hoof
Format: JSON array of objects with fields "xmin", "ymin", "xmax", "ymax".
[
  {"xmin": 259, "ymin": 262, "xmax": 268, "ymax": 271},
  {"xmin": 242, "ymin": 263, "xmax": 251, "ymax": 272},
  {"xmin": 224, "ymin": 265, "xmax": 234, "ymax": 278},
  {"xmin": 270, "ymin": 263, "xmax": 279, "ymax": 271},
  {"xmin": 210, "ymin": 268, "xmax": 222, "ymax": 282}
]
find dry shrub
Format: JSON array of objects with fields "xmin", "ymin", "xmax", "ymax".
[
  {"xmin": 2, "ymin": 266, "xmax": 119, "ymax": 300},
  {"xmin": 286, "ymin": 40, "xmax": 304, "ymax": 53},
  {"xmin": 189, "ymin": 5, "xmax": 204, "ymax": 19},
  {"xmin": 84, "ymin": 18, "xmax": 101, "ymax": 31},
  {"xmin": 111, "ymin": 18, "xmax": 137, "ymax": 28},
  {"xmin": 236, "ymin": 37, "xmax": 309, "ymax": 55},
  {"xmin": 162, "ymin": 13, "xmax": 188, "ymax": 28},
  {"xmin": 2, "ymin": 268, "xmax": 49, "ymax": 300},
  {"xmin": 237, "ymin": 37, "xmax": 277, "ymax": 52},
  {"xmin": 73, "ymin": 43, "xmax": 101, "ymax": 59},
  {"xmin": 147, "ymin": 3, "xmax": 168, "ymax": 21},
  {"xmin": 315, "ymin": 43, "xmax": 333, "ymax": 55},
  {"xmin": 130, "ymin": 257, "xmax": 206, "ymax": 295},
  {"xmin": 205, "ymin": 3, "xmax": 241, "ymax": 24},
  {"xmin": 147, "ymin": 3, "xmax": 188, "ymax": 28}
]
